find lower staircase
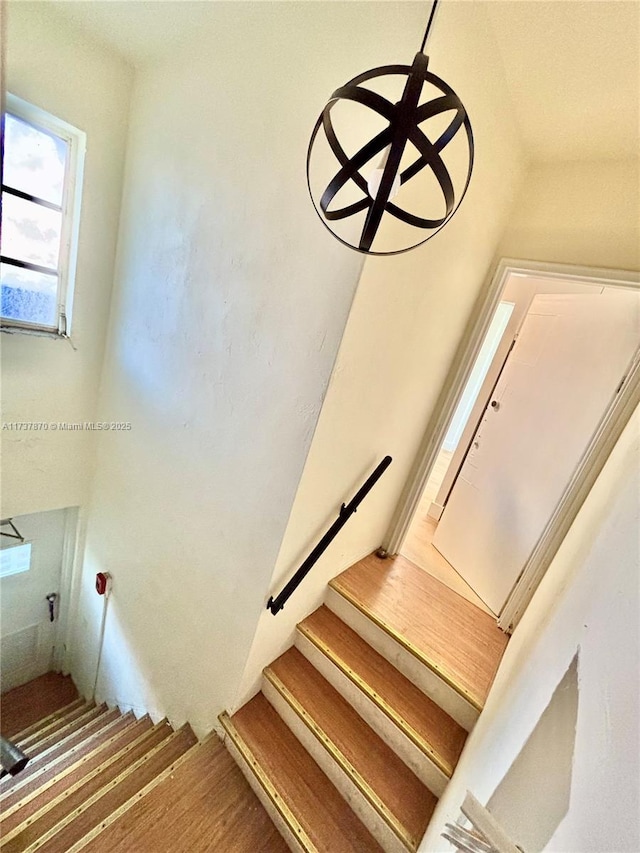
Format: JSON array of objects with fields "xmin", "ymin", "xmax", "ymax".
[
  {"xmin": 221, "ymin": 551, "xmax": 508, "ymax": 852},
  {"xmin": 0, "ymin": 698, "xmax": 196, "ymax": 852},
  {"xmin": 0, "ymin": 682, "xmax": 283, "ymax": 852}
]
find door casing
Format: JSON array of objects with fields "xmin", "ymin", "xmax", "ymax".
[{"xmin": 382, "ymin": 258, "xmax": 640, "ymax": 632}]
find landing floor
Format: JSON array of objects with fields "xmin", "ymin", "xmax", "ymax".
[
  {"xmin": 331, "ymin": 553, "xmax": 508, "ymax": 710},
  {"xmin": 1, "ymin": 672, "xmax": 78, "ymax": 738}
]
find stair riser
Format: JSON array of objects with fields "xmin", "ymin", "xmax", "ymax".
[
  {"xmin": 326, "ymin": 588, "xmax": 478, "ymax": 732},
  {"xmin": 294, "ymin": 631, "xmax": 448, "ymax": 799},
  {"xmin": 221, "ymin": 724, "xmax": 310, "ymax": 853},
  {"xmin": 262, "ymin": 677, "xmax": 408, "ymax": 853}
]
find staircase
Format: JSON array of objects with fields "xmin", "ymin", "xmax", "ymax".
[
  {"xmin": 0, "ymin": 698, "xmax": 196, "ymax": 853},
  {"xmin": 221, "ymin": 552, "xmax": 509, "ymax": 852},
  {"xmin": 0, "ymin": 679, "xmax": 286, "ymax": 852}
]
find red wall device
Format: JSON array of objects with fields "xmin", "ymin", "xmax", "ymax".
[{"xmin": 95, "ymin": 572, "xmax": 111, "ymax": 595}]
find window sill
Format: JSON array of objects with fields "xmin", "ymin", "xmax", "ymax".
[{"xmin": 1, "ymin": 324, "xmax": 70, "ymax": 342}]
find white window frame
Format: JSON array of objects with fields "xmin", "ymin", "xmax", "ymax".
[{"xmin": 1, "ymin": 94, "xmax": 86, "ymax": 337}]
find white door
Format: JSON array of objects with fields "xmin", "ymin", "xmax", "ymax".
[
  {"xmin": 433, "ymin": 290, "xmax": 640, "ymax": 614},
  {"xmin": 0, "ymin": 509, "xmax": 67, "ymax": 692}
]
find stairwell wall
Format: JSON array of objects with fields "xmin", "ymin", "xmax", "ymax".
[
  {"xmin": 67, "ymin": 3, "xmax": 435, "ymax": 737},
  {"xmin": 1, "ymin": 3, "xmax": 133, "ymax": 518}
]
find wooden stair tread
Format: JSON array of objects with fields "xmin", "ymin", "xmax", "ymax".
[
  {"xmin": 17, "ymin": 703, "xmax": 95, "ymax": 750},
  {"xmin": 1, "ymin": 674, "xmax": 79, "ymax": 740},
  {"xmin": 300, "ymin": 605, "xmax": 467, "ymax": 777},
  {"xmin": 8, "ymin": 699, "xmax": 85, "ymax": 745},
  {"xmin": 1, "ymin": 722, "xmax": 175, "ymax": 853},
  {"xmin": 1, "ymin": 709, "xmax": 123, "ymax": 798},
  {"xmin": 33, "ymin": 726, "xmax": 197, "ymax": 853},
  {"xmin": 0, "ymin": 712, "xmax": 135, "ymax": 814},
  {"xmin": 0, "ymin": 714, "xmax": 149, "ymax": 833},
  {"xmin": 267, "ymin": 647, "xmax": 436, "ymax": 850},
  {"xmin": 27, "ymin": 706, "xmax": 104, "ymax": 758},
  {"xmin": 330, "ymin": 553, "xmax": 508, "ymax": 710},
  {"xmin": 229, "ymin": 693, "xmax": 384, "ymax": 852},
  {"xmin": 81, "ymin": 735, "xmax": 288, "ymax": 853}
]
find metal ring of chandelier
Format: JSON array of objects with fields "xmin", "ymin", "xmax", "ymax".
[{"xmin": 306, "ymin": 3, "xmax": 474, "ymax": 256}]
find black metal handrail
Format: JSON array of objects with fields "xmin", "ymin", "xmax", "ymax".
[
  {"xmin": 267, "ymin": 455, "xmax": 392, "ymax": 615},
  {"xmin": 0, "ymin": 737, "xmax": 29, "ymax": 777}
]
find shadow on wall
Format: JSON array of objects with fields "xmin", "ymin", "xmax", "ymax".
[{"xmin": 487, "ymin": 653, "xmax": 579, "ymax": 852}]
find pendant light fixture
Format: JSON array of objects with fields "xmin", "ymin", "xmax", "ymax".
[{"xmin": 306, "ymin": 0, "xmax": 474, "ymax": 256}]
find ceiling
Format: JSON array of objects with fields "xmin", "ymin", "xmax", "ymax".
[
  {"xmin": 44, "ymin": 0, "xmax": 640, "ymax": 164},
  {"xmin": 484, "ymin": 0, "xmax": 640, "ymax": 162},
  {"xmin": 49, "ymin": 1, "xmax": 223, "ymax": 68}
]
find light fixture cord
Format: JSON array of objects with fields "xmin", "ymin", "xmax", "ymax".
[{"xmin": 419, "ymin": 0, "xmax": 440, "ymax": 53}]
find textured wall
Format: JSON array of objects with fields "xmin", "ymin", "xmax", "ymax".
[
  {"xmin": 68, "ymin": 2, "xmax": 431, "ymax": 736},
  {"xmin": 1, "ymin": 3, "xmax": 133, "ymax": 517}
]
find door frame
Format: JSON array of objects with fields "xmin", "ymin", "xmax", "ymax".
[{"xmin": 382, "ymin": 258, "xmax": 640, "ymax": 631}]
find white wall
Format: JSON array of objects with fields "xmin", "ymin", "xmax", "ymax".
[
  {"xmin": 234, "ymin": 0, "xmax": 526, "ymax": 708},
  {"xmin": 68, "ymin": 3, "xmax": 437, "ymax": 736},
  {"xmin": 420, "ymin": 404, "xmax": 640, "ymax": 853},
  {"xmin": 487, "ymin": 656, "xmax": 579, "ymax": 851},
  {"xmin": 1, "ymin": 3, "xmax": 133, "ymax": 518}
]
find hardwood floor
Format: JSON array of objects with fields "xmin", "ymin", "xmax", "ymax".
[
  {"xmin": 0, "ymin": 714, "xmax": 147, "ymax": 829},
  {"xmin": 37, "ymin": 727, "xmax": 197, "ymax": 853},
  {"xmin": 1, "ymin": 673, "xmax": 78, "ymax": 739},
  {"xmin": 2, "ymin": 723, "xmax": 177, "ymax": 853},
  {"xmin": 330, "ymin": 554, "xmax": 509, "ymax": 711}
]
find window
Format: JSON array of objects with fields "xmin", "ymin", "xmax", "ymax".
[
  {"xmin": 1, "ymin": 95, "xmax": 86, "ymax": 335},
  {"xmin": 0, "ymin": 543, "xmax": 32, "ymax": 578}
]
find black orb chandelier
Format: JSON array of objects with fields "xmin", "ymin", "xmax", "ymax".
[{"xmin": 306, "ymin": 0, "xmax": 474, "ymax": 256}]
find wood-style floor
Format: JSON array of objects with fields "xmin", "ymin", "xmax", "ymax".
[
  {"xmin": 331, "ymin": 553, "xmax": 508, "ymax": 711},
  {"xmin": 267, "ymin": 647, "xmax": 437, "ymax": 850},
  {"xmin": 73, "ymin": 734, "xmax": 287, "ymax": 853},
  {"xmin": 1, "ymin": 673, "xmax": 78, "ymax": 739}
]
